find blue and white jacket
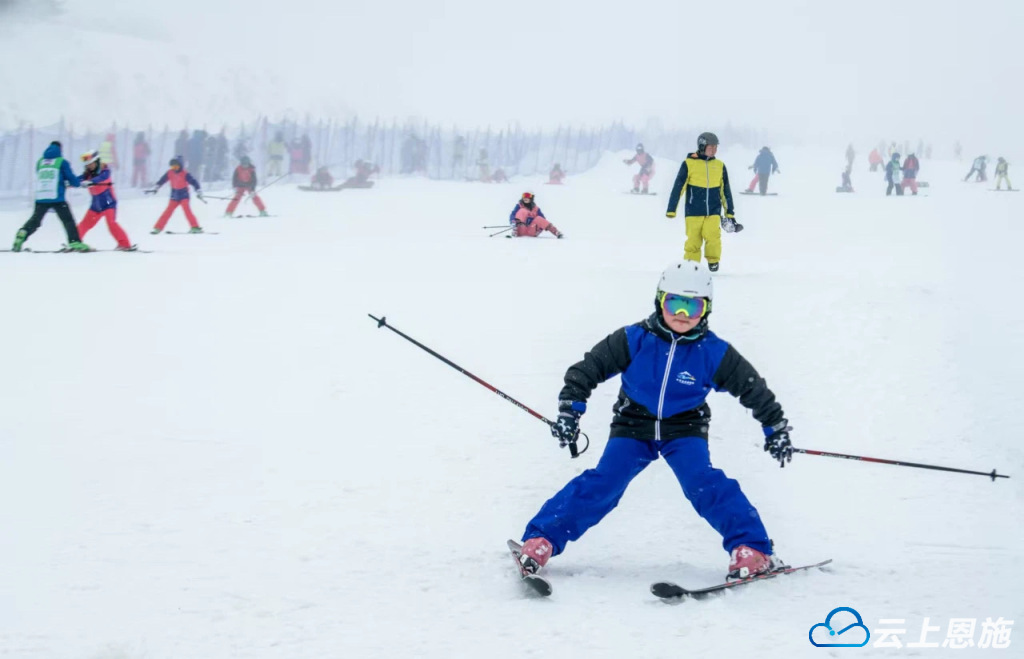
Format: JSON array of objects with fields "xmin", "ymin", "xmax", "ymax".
[{"xmin": 559, "ymin": 313, "xmax": 786, "ymax": 441}]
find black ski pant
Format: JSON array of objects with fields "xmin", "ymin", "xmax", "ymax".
[
  {"xmin": 21, "ymin": 201, "xmax": 81, "ymax": 242},
  {"xmin": 964, "ymin": 167, "xmax": 979, "ymax": 181},
  {"xmin": 758, "ymin": 172, "xmax": 771, "ymax": 195},
  {"xmin": 886, "ymin": 181, "xmax": 904, "ymax": 196}
]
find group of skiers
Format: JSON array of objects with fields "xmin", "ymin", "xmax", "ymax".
[{"xmin": 9, "ymin": 142, "xmax": 291, "ymax": 251}]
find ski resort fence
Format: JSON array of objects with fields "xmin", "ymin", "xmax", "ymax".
[{"xmin": 0, "ymin": 117, "xmax": 766, "ymax": 197}]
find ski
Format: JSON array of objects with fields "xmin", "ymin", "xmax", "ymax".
[
  {"xmin": 625, "ymin": 191, "xmax": 657, "ymax": 195},
  {"xmin": 651, "ymin": 558, "xmax": 832, "ymax": 602},
  {"xmin": 507, "ymin": 539, "xmax": 553, "ymax": 597},
  {"xmin": 739, "ymin": 191, "xmax": 778, "ymax": 196},
  {"xmin": 164, "ymin": 231, "xmax": 220, "ymax": 235}
]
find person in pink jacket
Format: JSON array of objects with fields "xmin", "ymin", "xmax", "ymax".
[
  {"xmin": 623, "ymin": 143, "xmax": 655, "ymax": 194},
  {"xmin": 509, "ymin": 192, "xmax": 564, "ymax": 238}
]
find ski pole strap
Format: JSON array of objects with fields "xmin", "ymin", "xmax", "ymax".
[{"xmin": 794, "ymin": 448, "xmax": 1009, "ymax": 481}]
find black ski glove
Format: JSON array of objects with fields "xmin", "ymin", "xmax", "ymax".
[
  {"xmin": 550, "ymin": 400, "xmax": 585, "ymax": 448},
  {"xmin": 764, "ymin": 421, "xmax": 793, "ymax": 468}
]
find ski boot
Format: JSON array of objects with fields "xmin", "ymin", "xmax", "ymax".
[
  {"xmin": 188, "ymin": 226, "xmax": 204, "ymax": 234},
  {"xmin": 708, "ymin": 262, "xmax": 720, "ymax": 272},
  {"xmin": 115, "ymin": 244, "xmax": 138, "ymax": 252},
  {"xmin": 223, "ymin": 212, "xmax": 234, "ymax": 218},
  {"xmin": 727, "ymin": 545, "xmax": 787, "ymax": 580},
  {"xmin": 519, "ymin": 537, "xmax": 553, "ymax": 575},
  {"xmin": 150, "ymin": 228, "xmax": 163, "ymax": 235},
  {"xmin": 11, "ymin": 229, "xmax": 27, "ymax": 252},
  {"xmin": 631, "ymin": 187, "xmax": 640, "ymax": 194},
  {"xmin": 258, "ymin": 210, "xmax": 270, "ymax": 217},
  {"xmin": 67, "ymin": 241, "xmax": 93, "ymax": 252}
]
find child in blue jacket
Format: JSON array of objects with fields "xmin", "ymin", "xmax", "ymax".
[{"xmin": 518, "ymin": 261, "xmax": 794, "ymax": 580}]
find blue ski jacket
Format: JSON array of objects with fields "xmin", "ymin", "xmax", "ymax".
[{"xmin": 559, "ymin": 313, "xmax": 785, "ymax": 441}]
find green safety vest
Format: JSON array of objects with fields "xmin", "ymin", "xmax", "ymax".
[{"xmin": 34, "ymin": 156, "xmax": 63, "ymax": 201}]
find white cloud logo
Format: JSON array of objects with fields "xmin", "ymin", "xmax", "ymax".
[{"xmin": 809, "ymin": 607, "xmax": 871, "ymax": 647}]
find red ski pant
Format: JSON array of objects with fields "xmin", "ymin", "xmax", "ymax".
[
  {"xmin": 901, "ymin": 178, "xmax": 918, "ymax": 194},
  {"xmin": 747, "ymin": 174, "xmax": 759, "ymax": 191},
  {"xmin": 155, "ymin": 199, "xmax": 199, "ymax": 231},
  {"xmin": 226, "ymin": 188, "xmax": 267, "ymax": 215},
  {"xmin": 78, "ymin": 209, "xmax": 131, "ymax": 248}
]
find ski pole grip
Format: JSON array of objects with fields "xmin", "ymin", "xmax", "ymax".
[{"xmin": 568, "ymin": 438, "xmax": 579, "ymax": 458}]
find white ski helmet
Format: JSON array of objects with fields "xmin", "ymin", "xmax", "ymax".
[
  {"xmin": 657, "ymin": 261, "xmax": 713, "ymax": 300},
  {"xmin": 80, "ymin": 150, "xmax": 100, "ymax": 167}
]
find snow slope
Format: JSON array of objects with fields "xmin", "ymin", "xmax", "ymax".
[{"xmin": 0, "ymin": 149, "xmax": 1021, "ymax": 658}]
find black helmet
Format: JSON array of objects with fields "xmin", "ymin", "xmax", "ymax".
[
  {"xmin": 636, "ymin": 143, "xmax": 645, "ymax": 152},
  {"xmin": 169, "ymin": 156, "xmax": 182, "ymax": 168},
  {"xmin": 240, "ymin": 155, "xmax": 251, "ymax": 166},
  {"xmin": 697, "ymin": 132, "xmax": 719, "ymax": 154}
]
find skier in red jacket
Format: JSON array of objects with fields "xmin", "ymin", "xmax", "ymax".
[{"xmin": 225, "ymin": 156, "xmax": 269, "ymax": 217}]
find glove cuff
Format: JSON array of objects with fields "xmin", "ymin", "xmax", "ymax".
[
  {"xmin": 558, "ymin": 400, "xmax": 586, "ymax": 415},
  {"xmin": 763, "ymin": 419, "xmax": 789, "ymax": 437}
]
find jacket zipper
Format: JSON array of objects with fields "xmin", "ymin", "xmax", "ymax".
[
  {"xmin": 705, "ymin": 160, "xmax": 711, "ymax": 216},
  {"xmin": 655, "ymin": 337, "xmax": 680, "ymax": 440}
]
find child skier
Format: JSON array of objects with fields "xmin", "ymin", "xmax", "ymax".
[
  {"xmin": 547, "ymin": 163, "xmax": 566, "ymax": 185},
  {"xmin": 623, "ymin": 143, "xmax": 655, "ymax": 194},
  {"xmin": 994, "ymin": 158, "xmax": 1012, "ymax": 190},
  {"xmin": 666, "ymin": 132, "xmax": 740, "ymax": 272},
  {"xmin": 518, "ymin": 261, "xmax": 793, "ymax": 581},
  {"xmin": 836, "ymin": 165, "xmax": 854, "ymax": 193},
  {"xmin": 310, "ymin": 166, "xmax": 335, "ymax": 190},
  {"xmin": 76, "ymin": 150, "xmax": 134, "ymax": 250},
  {"xmin": 901, "ymin": 153, "xmax": 920, "ymax": 195},
  {"xmin": 11, "ymin": 141, "xmax": 91, "ymax": 252},
  {"xmin": 509, "ymin": 192, "xmax": 563, "ymax": 238},
  {"xmin": 963, "ymin": 155, "xmax": 988, "ymax": 182},
  {"xmin": 224, "ymin": 156, "xmax": 269, "ymax": 217},
  {"xmin": 885, "ymin": 153, "xmax": 904, "ymax": 196},
  {"xmin": 146, "ymin": 156, "xmax": 204, "ymax": 234}
]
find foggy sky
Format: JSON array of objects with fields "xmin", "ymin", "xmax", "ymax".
[{"xmin": 7, "ymin": 0, "xmax": 1024, "ymax": 151}]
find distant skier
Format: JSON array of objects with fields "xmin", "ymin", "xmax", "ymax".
[
  {"xmin": 868, "ymin": 148, "xmax": 884, "ymax": 172},
  {"xmin": 994, "ymin": 158, "xmax": 1012, "ymax": 190},
  {"xmin": 76, "ymin": 150, "xmax": 134, "ymax": 250},
  {"xmin": 491, "ymin": 168, "xmax": 510, "ymax": 183},
  {"xmin": 98, "ymin": 133, "xmax": 118, "ymax": 173},
  {"xmin": 666, "ymin": 132, "xmax": 739, "ymax": 273},
  {"xmin": 11, "ymin": 141, "xmax": 91, "ymax": 252},
  {"xmin": 836, "ymin": 165, "xmax": 854, "ymax": 193},
  {"xmin": 131, "ymin": 132, "xmax": 150, "ymax": 188},
  {"xmin": 146, "ymin": 156, "xmax": 204, "ymax": 234},
  {"xmin": 623, "ymin": 143, "xmax": 655, "ymax": 194},
  {"xmin": 509, "ymin": 192, "xmax": 563, "ymax": 238},
  {"xmin": 845, "ymin": 143, "xmax": 856, "ymax": 169},
  {"xmin": 339, "ymin": 160, "xmax": 379, "ymax": 189},
  {"xmin": 515, "ymin": 261, "xmax": 792, "ymax": 582},
  {"xmin": 547, "ymin": 163, "xmax": 566, "ymax": 185},
  {"xmin": 885, "ymin": 153, "xmax": 904, "ymax": 196},
  {"xmin": 745, "ymin": 146, "xmax": 780, "ymax": 195},
  {"xmin": 964, "ymin": 155, "xmax": 988, "ymax": 182},
  {"xmin": 954, "ymin": 141, "xmax": 963, "ymax": 161},
  {"xmin": 476, "ymin": 148, "xmax": 490, "ymax": 182},
  {"xmin": 267, "ymin": 131, "xmax": 287, "ymax": 177},
  {"xmin": 224, "ymin": 156, "xmax": 269, "ymax": 217},
  {"xmin": 310, "ymin": 166, "xmax": 334, "ymax": 190},
  {"xmin": 900, "ymin": 153, "xmax": 920, "ymax": 195}
]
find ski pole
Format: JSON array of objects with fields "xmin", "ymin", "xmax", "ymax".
[
  {"xmin": 482, "ymin": 225, "xmax": 510, "ymax": 228},
  {"xmin": 368, "ymin": 314, "xmax": 588, "ymax": 458},
  {"xmin": 793, "ymin": 448, "xmax": 1009, "ymax": 481},
  {"xmin": 489, "ymin": 226, "xmax": 514, "ymax": 237},
  {"xmin": 256, "ymin": 173, "xmax": 288, "ymax": 194}
]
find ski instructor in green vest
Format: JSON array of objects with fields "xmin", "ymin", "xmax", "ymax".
[{"xmin": 12, "ymin": 141, "xmax": 91, "ymax": 252}]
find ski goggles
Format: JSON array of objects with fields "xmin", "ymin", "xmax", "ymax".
[{"xmin": 659, "ymin": 292, "xmax": 709, "ymax": 318}]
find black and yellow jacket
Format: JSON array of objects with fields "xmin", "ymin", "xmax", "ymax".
[{"xmin": 665, "ymin": 153, "xmax": 735, "ymax": 219}]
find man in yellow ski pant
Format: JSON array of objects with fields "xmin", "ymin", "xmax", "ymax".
[{"xmin": 665, "ymin": 132, "xmax": 738, "ymax": 272}]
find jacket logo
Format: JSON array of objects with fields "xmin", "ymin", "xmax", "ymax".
[{"xmin": 676, "ymin": 371, "xmax": 696, "ymax": 385}]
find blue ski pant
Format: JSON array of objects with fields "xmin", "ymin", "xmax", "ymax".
[{"xmin": 522, "ymin": 436, "xmax": 771, "ymax": 556}]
